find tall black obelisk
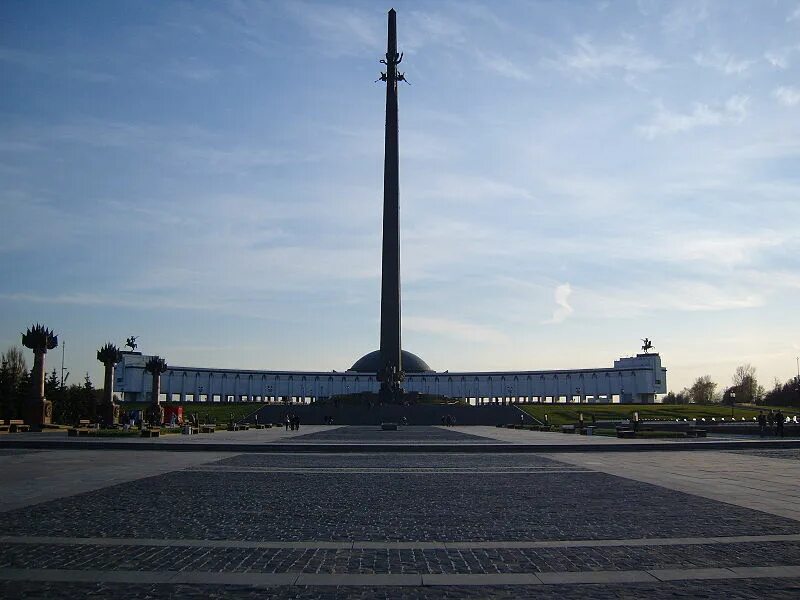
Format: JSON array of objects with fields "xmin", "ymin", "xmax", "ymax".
[{"xmin": 378, "ymin": 9, "xmax": 405, "ymax": 403}]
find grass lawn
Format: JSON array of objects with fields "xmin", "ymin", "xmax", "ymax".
[
  {"xmin": 590, "ymin": 428, "xmax": 687, "ymax": 439},
  {"xmin": 521, "ymin": 403, "xmax": 799, "ymax": 426},
  {"xmin": 119, "ymin": 402, "xmax": 264, "ymax": 424}
]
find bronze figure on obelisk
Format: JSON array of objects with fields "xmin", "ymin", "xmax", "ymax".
[{"xmin": 377, "ymin": 9, "xmax": 406, "ymax": 403}]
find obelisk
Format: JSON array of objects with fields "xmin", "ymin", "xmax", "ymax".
[{"xmin": 378, "ymin": 8, "xmax": 405, "ymax": 403}]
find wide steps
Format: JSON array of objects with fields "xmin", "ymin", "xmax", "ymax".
[{"xmin": 246, "ymin": 404, "xmax": 531, "ymax": 426}]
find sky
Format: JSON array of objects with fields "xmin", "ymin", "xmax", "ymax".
[{"xmin": 1, "ymin": 0, "xmax": 799, "ymax": 394}]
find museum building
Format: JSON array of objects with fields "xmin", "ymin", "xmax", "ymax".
[{"xmin": 115, "ymin": 351, "xmax": 666, "ymax": 405}]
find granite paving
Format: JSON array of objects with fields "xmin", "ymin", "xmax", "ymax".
[
  {"xmin": 2, "ymin": 579, "xmax": 800, "ymax": 599},
  {"xmin": 3, "ymin": 542, "xmax": 800, "ymax": 574},
  {"xmin": 1, "ymin": 468, "xmax": 799, "ymax": 541},
  {"xmin": 287, "ymin": 426, "xmax": 495, "ymax": 443},
  {"xmin": 729, "ymin": 449, "xmax": 800, "ymax": 461},
  {"xmin": 1, "ymin": 444, "xmax": 800, "ymax": 597},
  {"xmin": 214, "ymin": 453, "xmax": 568, "ymax": 469},
  {"xmin": 0, "ymin": 448, "xmax": 42, "ymax": 456}
]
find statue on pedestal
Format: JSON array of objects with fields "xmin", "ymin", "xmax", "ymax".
[
  {"xmin": 97, "ymin": 343, "xmax": 123, "ymax": 426},
  {"xmin": 145, "ymin": 356, "xmax": 168, "ymax": 426},
  {"xmin": 22, "ymin": 324, "xmax": 57, "ymax": 427}
]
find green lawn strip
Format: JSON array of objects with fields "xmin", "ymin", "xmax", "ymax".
[
  {"xmin": 521, "ymin": 403, "xmax": 799, "ymax": 427},
  {"xmin": 590, "ymin": 428, "xmax": 686, "ymax": 439}
]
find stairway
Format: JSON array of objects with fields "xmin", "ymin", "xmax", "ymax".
[{"xmin": 246, "ymin": 403, "xmax": 536, "ymax": 426}]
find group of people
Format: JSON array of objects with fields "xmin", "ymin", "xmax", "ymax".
[
  {"xmin": 757, "ymin": 409, "xmax": 787, "ymax": 437},
  {"xmin": 440, "ymin": 414, "xmax": 457, "ymax": 427},
  {"xmin": 285, "ymin": 413, "xmax": 301, "ymax": 431}
]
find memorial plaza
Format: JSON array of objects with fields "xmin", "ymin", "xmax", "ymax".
[
  {"xmin": 2, "ymin": 426, "xmax": 800, "ymax": 598},
  {"xmin": 3, "ymin": 5, "xmax": 799, "ymax": 598}
]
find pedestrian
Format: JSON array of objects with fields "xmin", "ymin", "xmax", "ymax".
[
  {"xmin": 285, "ymin": 414, "xmax": 290, "ymax": 431},
  {"xmin": 520, "ymin": 413, "xmax": 525, "ymax": 426},
  {"xmin": 293, "ymin": 414, "xmax": 301, "ymax": 431},
  {"xmin": 776, "ymin": 410, "xmax": 784, "ymax": 438},
  {"xmin": 757, "ymin": 410, "xmax": 767, "ymax": 438}
]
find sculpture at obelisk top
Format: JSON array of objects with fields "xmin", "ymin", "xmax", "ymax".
[{"xmin": 377, "ymin": 9, "xmax": 406, "ymax": 403}]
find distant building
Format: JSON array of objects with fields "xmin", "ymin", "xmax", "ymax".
[{"xmin": 115, "ymin": 352, "xmax": 666, "ymax": 405}]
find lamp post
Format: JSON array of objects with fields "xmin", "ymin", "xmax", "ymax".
[{"xmin": 730, "ymin": 391, "xmax": 736, "ymax": 418}]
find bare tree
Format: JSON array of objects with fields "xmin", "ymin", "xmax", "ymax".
[
  {"xmin": 2, "ymin": 346, "xmax": 27, "ymax": 380},
  {"xmin": 731, "ymin": 364, "xmax": 759, "ymax": 404},
  {"xmin": 732, "ymin": 364, "xmax": 756, "ymax": 387}
]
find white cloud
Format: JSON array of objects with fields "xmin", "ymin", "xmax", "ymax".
[
  {"xmin": 765, "ymin": 51, "xmax": 789, "ymax": 69},
  {"xmin": 555, "ymin": 37, "xmax": 662, "ymax": 76},
  {"xmin": 404, "ymin": 10, "xmax": 466, "ymax": 51},
  {"xmin": 637, "ymin": 95, "xmax": 749, "ymax": 138},
  {"xmin": 694, "ymin": 50, "xmax": 753, "ymax": 75},
  {"xmin": 764, "ymin": 44, "xmax": 800, "ymax": 69},
  {"xmin": 661, "ymin": 1, "xmax": 710, "ymax": 35},
  {"xmin": 282, "ymin": 2, "xmax": 380, "ymax": 55},
  {"xmin": 774, "ymin": 86, "xmax": 800, "ymax": 106},
  {"xmin": 788, "ymin": 5, "xmax": 800, "ymax": 22},
  {"xmin": 474, "ymin": 49, "xmax": 530, "ymax": 81},
  {"xmin": 543, "ymin": 283, "xmax": 574, "ymax": 324}
]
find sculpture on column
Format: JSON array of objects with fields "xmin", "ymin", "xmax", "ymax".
[
  {"xmin": 96, "ymin": 343, "xmax": 123, "ymax": 426},
  {"xmin": 21, "ymin": 324, "xmax": 57, "ymax": 427},
  {"xmin": 145, "ymin": 355, "xmax": 167, "ymax": 426}
]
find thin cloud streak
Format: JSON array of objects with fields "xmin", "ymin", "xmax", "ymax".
[{"xmin": 637, "ymin": 95, "xmax": 749, "ymax": 138}]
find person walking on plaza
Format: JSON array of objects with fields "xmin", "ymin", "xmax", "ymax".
[
  {"xmin": 758, "ymin": 411, "xmax": 767, "ymax": 438},
  {"xmin": 285, "ymin": 414, "xmax": 291, "ymax": 431},
  {"xmin": 775, "ymin": 410, "xmax": 785, "ymax": 438}
]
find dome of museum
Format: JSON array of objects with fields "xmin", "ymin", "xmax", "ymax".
[{"xmin": 349, "ymin": 350, "xmax": 433, "ymax": 373}]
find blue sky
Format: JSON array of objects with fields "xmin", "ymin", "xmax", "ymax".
[{"xmin": 1, "ymin": 0, "xmax": 799, "ymax": 393}]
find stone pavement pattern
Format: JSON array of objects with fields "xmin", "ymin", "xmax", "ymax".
[{"xmin": 1, "ymin": 426, "xmax": 799, "ymax": 598}]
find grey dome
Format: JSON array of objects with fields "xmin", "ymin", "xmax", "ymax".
[{"xmin": 349, "ymin": 350, "xmax": 433, "ymax": 373}]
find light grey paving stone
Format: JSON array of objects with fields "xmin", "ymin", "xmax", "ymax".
[
  {"xmin": 6, "ymin": 533, "xmax": 800, "ymax": 550},
  {"xmin": 649, "ymin": 568, "xmax": 738, "ymax": 581},
  {"xmin": 172, "ymin": 572, "xmax": 298, "ymax": 585},
  {"xmin": 295, "ymin": 574, "xmax": 423, "ymax": 586},
  {"xmin": 710, "ymin": 535, "xmax": 800, "ymax": 544},
  {"xmin": 353, "ymin": 541, "xmax": 447, "ymax": 550},
  {"xmin": 728, "ymin": 565, "xmax": 800, "ymax": 578},
  {"xmin": 536, "ymin": 570, "xmax": 658, "ymax": 584},
  {"xmin": 422, "ymin": 574, "xmax": 543, "ymax": 585}
]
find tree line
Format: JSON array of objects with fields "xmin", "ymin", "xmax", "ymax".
[
  {"xmin": 1, "ymin": 346, "xmax": 101, "ymax": 423},
  {"xmin": 664, "ymin": 363, "xmax": 800, "ymax": 407}
]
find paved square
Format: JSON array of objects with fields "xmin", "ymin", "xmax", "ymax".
[
  {"xmin": 288, "ymin": 425, "xmax": 498, "ymax": 443},
  {"xmin": 1, "ymin": 427, "xmax": 799, "ymax": 598}
]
